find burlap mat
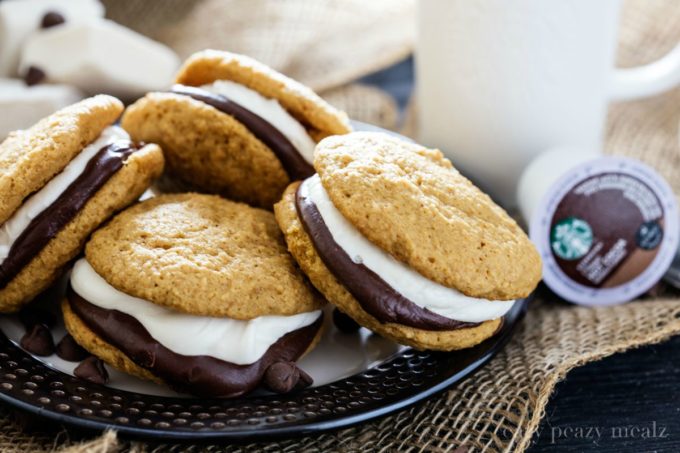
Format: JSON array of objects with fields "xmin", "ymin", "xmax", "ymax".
[
  {"xmin": 103, "ymin": 0, "xmax": 415, "ymax": 93},
  {"xmin": 1, "ymin": 0, "xmax": 679, "ymax": 451}
]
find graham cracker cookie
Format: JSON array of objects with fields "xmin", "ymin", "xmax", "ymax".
[
  {"xmin": 85, "ymin": 193, "xmax": 324, "ymax": 319},
  {"xmin": 314, "ymin": 132, "xmax": 541, "ymax": 300}
]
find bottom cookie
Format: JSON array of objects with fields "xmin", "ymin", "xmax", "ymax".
[
  {"xmin": 63, "ymin": 296, "xmax": 324, "ymax": 397},
  {"xmin": 62, "ymin": 298, "xmax": 160, "ymax": 385}
]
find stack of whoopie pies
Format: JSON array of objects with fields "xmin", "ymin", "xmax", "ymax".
[{"xmin": 1, "ymin": 49, "xmax": 541, "ymax": 397}]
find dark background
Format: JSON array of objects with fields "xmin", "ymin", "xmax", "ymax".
[{"xmin": 364, "ymin": 57, "xmax": 680, "ymax": 452}]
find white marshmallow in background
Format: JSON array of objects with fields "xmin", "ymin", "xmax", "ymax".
[
  {"xmin": 20, "ymin": 19, "xmax": 180, "ymax": 100},
  {"xmin": 0, "ymin": 78, "xmax": 83, "ymax": 140},
  {"xmin": 0, "ymin": 0, "xmax": 104, "ymax": 77}
]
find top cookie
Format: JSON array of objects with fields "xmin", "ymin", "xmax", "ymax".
[
  {"xmin": 314, "ymin": 132, "xmax": 541, "ymax": 300},
  {"xmin": 85, "ymin": 193, "xmax": 324, "ymax": 319},
  {"xmin": 175, "ymin": 49, "xmax": 351, "ymax": 140},
  {"xmin": 0, "ymin": 95, "xmax": 123, "ymax": 225}
]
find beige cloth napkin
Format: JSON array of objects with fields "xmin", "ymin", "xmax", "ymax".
[
  {"xmin": 104, "ymin": 0, "xmax": 415, "ymax": 93},
  {"xmin": 105, "ymin": 0, "xmax": 409, "ymax": 130},
  {"xmin": 1, "ymin": 0, "xmax": 679, "ymax": 451}
]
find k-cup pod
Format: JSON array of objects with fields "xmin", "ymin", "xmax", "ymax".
[
  {"xmin": 518, "ymin": 147, "xmax": 600, "ymax": 223},
  {"xmin": 518, "ymin": 150, "xmax": 679, "ymax": 306}
]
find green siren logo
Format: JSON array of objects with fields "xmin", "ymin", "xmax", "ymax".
[{"xmin": 550, "ymin": 216, "xmax": 593, "ymax": 260}]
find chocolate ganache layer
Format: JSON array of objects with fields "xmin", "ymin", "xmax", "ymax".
[
  {"xmin": 171, "ymin": 84, "xmax": 315, "ymax": 181},
  {"xmin": 295, "ymin": 184, "xmax": 479, "ymax": 331},
  {"xmin": 67, "ymin": 286, "xmax": 323, "ymax": 398},
  {"xmin": 0, "ymin": 142, "xmax": 141, "ymax": 289}
]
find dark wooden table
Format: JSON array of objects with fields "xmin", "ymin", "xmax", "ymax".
[{"xmin": 364, "ymin": 58, "xmax": 680, "ymax": 453}]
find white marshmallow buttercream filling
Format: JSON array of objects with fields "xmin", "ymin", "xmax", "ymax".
[
  {"xmin": 301, "ymin": 175, "xmax": 515, "ymax": 323},
  {"xmin": 198, "ymin": 80, "xmax": 316, "ymax": 164},
  {"xmin": 70, "ymin": 259, "xmax": 322, "ymax": 365},
  {"xmin": 0, "ymin": 126, "xmax": 129, "ymax": 263}
]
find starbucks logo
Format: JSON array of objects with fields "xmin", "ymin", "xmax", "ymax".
[{"xmin": 550, "ymin": 217, "xmax": 593, "ymax": 260}]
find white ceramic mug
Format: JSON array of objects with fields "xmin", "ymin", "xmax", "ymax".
[{"xmin": 416, "ymin": 0, "xmax": 680, "ymax": 207}]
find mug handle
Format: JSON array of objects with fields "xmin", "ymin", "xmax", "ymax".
[{"xmin": 609, "ymin": 42, "xmax": 680, "ymax": 101}]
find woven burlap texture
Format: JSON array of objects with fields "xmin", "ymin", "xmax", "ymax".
[
  {"xmin": 102, "ymin": 0, "xmax": 405, "ymax": 130},
  {"xmin": 1, "ymin": 0, "xmax": 679, "ymax": 451},
  {"xmin": 102, "ymin": 0, "xmax": 415, "ymax": 93}
]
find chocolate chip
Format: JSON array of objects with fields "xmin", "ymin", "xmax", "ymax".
[
  {"xmin": 264, "ymin": 361, "xmax": 312, "ymax": 394},
  {"xmin": 20, "ymin": 324, "xmax": 55, "ymax": 356},
  {"xmin": 264, "ymin": 362, "xmax": 298, "ymax": 393},
  {"xmin": 40, "ymin": 11, "xmax": 66, "ymax": 29},
  {"xmin": 24, "ymin": 66, "xmax": 46, "ymax": 86},
  {"xmin": 18, "ymin": 308, "xmax": 56, "ymax": 330},
  {"xmin": 332, "ymin": 308, "xmax": 360, "ymax": 333},
  {"xmin": 296, "ymin": 366, "xmax": 313, "ymax": 390},
  {"xmin": 74, "ymin": 357, "xmax": 109, "ymax": 385},
  {"xmin": 55, "ymin": 334, "xmax": 89, "ymax": 362},
  {"xmin": 133, "ymin": 349, "xmax": 156, "ymax": 368}
]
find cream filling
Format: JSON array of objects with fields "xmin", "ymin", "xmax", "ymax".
[
  {"xmin": 301, "ymin": 175, "xmax": 515, "ymax": 323},
  {"xmin": 198, "ymin": 80, "xmax": 316, "ymax": 163},
  {"xmin": 70, "ymin": 259, "xmax": 322, "ymax": 365},
  {"xmin": 0, "ymin": 126, "xmax": 129, "ymax": 263}
]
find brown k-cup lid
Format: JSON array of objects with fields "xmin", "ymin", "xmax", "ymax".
[{"xmin": 527, "ymin": 155, "xmax": 679, "ymax": 305}]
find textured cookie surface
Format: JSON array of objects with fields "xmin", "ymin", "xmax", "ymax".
[
  {"xmin": 0, "ymin": 145, "xmax": 164, "ymax": 312},
  {"xmin": 121, "ymin": 92, "xmax": 289, "ymax": 208},
  {"xmin": 0, "ymin": 95, "xmax": 123, "ymax": 226},
  {"xmin": 314, "ymin": 132, "xmax": 542, "ymax": 300},
  {"xmin": 175, "ymin": 49, "xmax": 352, "ymax": 140},
  {"xmin": 85, "ymin": 193, "xmax": 324, "ymax": 319},
  {"xmin": 274, "ymin": 183, "xmax": 501, "ymax": 351}
]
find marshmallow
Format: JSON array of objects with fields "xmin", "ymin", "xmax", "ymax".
[
  {"xmin": 301, "ymin": 175, "xmax": 516, "ymax": 323},
  {"xmin": 200, "ymin": 80, "xmax": 317, "ymax": 163},
  {"xmin": 71, "ymin": 259, "xmax": 323, "ymax": 365},
  {"xmin": 0, "ymin": 78, "xmax": 83, "ymax": 140},
  {"xmin": 0, "ymin": 0, "xmax": 103, "ymax": 77},
  {"xmin": 20, "ymin": 19, "xmax": 180, "ymax": 99}
]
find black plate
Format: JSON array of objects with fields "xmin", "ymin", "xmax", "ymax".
[{"xmin": 0, "ymin": 298, "xmax": 527, "ymax": 440}]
